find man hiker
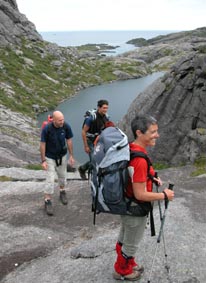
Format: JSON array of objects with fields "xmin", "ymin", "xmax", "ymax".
[
  {"xmin": 40, "ymin": 110, "xmax": 75, "ymax": 216},
  {"xmin": 113, "ymin": 114, "xmax": 174, "ymax": 281},
  {"xmin": 78, "ymin": 99, "xmax": 109, "ymax": 180}
]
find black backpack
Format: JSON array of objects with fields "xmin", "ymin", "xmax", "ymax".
[
  {"xmin": 83, "ymin": 109, "xmax": 109, "ymax": 141},
  {"xmin": 84, "ymin": 109, "xmax": 97, "ymax": 121}
]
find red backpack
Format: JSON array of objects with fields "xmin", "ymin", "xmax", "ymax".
[{"xmin": 41, "ymin": 115, "xmax": 53, "ymax": 129}]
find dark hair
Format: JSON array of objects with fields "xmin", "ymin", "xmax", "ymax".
[
  {"xmin": 131, "ymin": 114, "xmax": 157, "ymax": 138},
  {"xmin": 97, "ymin": 99, "xmax": 109, "ymax": 108}
]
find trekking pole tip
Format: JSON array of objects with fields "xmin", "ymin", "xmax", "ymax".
[{"xmin": 165, "ymin": 264, "xmax": 170, "ymax": 273}]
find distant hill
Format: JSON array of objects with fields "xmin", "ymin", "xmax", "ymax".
[{"xmin": 127, "ymin": 27, "xmax": 206, "ymax": 46}]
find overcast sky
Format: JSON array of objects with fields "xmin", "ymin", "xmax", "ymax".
[{"xmin": 17, "ymin": 0, "xmax": 205, "ymax": 32}]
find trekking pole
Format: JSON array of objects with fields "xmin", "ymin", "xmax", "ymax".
[
  {"xmin": 155, "ymin": 173, "xmax": 170, "ymax": 272},
  {"xmin": 93, "ymin": 182, "xmax": 99, "ymax": 225},
  {"xmin": 157, "ymin": 183, "xmax": 174, "ymax": 243},
  {"xmin": 147, "ymin": 183, "xmax": 174, "ymax": 283}
]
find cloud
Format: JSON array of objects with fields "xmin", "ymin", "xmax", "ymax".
[{"xmin": 17, "ymin": 0, "xmax": 206, "ymax": 31}]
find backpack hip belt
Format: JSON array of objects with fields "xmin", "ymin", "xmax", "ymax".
[
  {"xmin": 86, "ymin": 132, "xmax": 99, "ymax": 141},
  {"xmin": 126, "ymin": 197, "xmax": 152, "ymax": 217}
]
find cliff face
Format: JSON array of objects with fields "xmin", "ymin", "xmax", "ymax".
[
  {"xmin": 119, "ymin": 53, "xmax": 206, "ymax": 165},
  {"xmin": 0, "ymin": 105, "xmax": 40, "ymax": 167},
  {"xmin": 0, "ymin": 0, "xmax": 42, "ymax": 46}
]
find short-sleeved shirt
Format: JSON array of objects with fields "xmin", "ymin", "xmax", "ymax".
[
  {"xmin": 126, "ymin": 142, "xmax": 155, "ymax": 199},
  {"xmin": 84, "ymin": 116, "xmax": 94, "ymax": 128},
  {"xmin": 41, "ymin": 122, "xmax": 73, "ymax": 159}
]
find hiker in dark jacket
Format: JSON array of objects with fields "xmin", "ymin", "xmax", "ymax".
[
  {"xmin": 113, "ymin": 114, "xmax": 174, "ymax": 281},
  {"xmin": 78, "ymin": 99, "xmax": 109, "ymax": 180},
  {"xmin": 40, "ymin": 110, "xmax": 74, "ymax": 216}
]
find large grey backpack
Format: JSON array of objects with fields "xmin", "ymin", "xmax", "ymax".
[
  {"xmin": 90, "ymin": 127, "xmax": 130, "ymax": 224},
  {"xmin": 90, "ymin": 126, "xmax": 154, "ymax": 227}
]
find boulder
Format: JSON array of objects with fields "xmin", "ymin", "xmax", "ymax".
[
  {"xmin": 0, "ymin": 105, "xmax": 40, "ymax": 167},
  {"xmin": 119, "ymin": 53, "xmax": 206, "ymax": 165}
]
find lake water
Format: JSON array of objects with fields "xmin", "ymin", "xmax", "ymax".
[
  {"xmin": 40, "ymin": 30, "xmax": 178, "ymax": 56},
  {"xmin": 38, "ymin": 72, "xmax": 164, "ymax": 163}
]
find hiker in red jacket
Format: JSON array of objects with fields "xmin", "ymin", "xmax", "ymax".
[{"xmin": 113, "ymin": 114, "xmax": 174, "ymax": 281}]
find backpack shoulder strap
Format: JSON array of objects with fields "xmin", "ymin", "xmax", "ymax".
[
  {"xmin": 130, "ymin": 150, "xmax": 152, "ymax": 178},
  {"xmin": 45, "ymin": 122, "xmax": 52, "ymax": 141},
  {"xmin": 129, "ymin": 150, "xmax": 156, "ymax": 236},
  {"xmin": 82, "ymin": 109, "xmax": 97, "ymax": 128},
  {"xmin": 63, "ymin": 122, "xmax": 67, "ymax": 131},
  {"xmin": 63, "ymin": 122, "xmax": 70, "ymax": 137},
  {"xmin": 46, "ymin": 122, "xmax": 67, "ymax": 140}
]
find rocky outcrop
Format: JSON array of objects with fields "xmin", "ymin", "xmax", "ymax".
[
  {"xmin": 0, "ymin": 0, "xmax": 42, "ymax": 46},
  {"xmin": 0, "ymin": 105, "xmax": 40, "ymax": 167},
  {"xmin": 119, "ymin": 53, "xmax": 206, "ymax": 165},
  {"xmin": 124, "ymin": 27, "xmax": 206, "ymax": 71},
  {"xmin": 80, "ymin": 34, "xmax": 205, "ymax": 77}
]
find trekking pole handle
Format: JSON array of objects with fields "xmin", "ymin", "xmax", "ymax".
[
  {"xmin": 153, "ymin": 171, "xmax": 159, "ymax": 187},
  {"xmin": 157, "ymin": 183, "xmax": 174, "ymax": 243},
  {"xmin": 164, "ymin": 183, "xmax": 174, "ymax": 209},
  {"xmin": 168, "ymin": 183, "xmax": 174, "ymax": 190}
]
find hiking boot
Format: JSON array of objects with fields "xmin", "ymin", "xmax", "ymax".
[
  {"xmin": 113, "ymin": 251, "xmax": 142, "ymax": 281},
  {"xmin": 59, "ymin": 190, "xmax": 68, "ymax": 205},
  {"xmin": 45, "ymin": 200, "xmax": 53, "ymax": 216},
  {"xmin": 113, "ymin": 270, "xmax": 141, "ymax": 281},
  {"xmin": 129, "ymin": 258, "xmax": 144, "ymax": 274},
  {"xmin": 67, "ymin": 164, "xmax": 76, "ymax": 172},
  {"xmin": 78, "ymin": 166, "xmax": 87, "ymax": 180}
]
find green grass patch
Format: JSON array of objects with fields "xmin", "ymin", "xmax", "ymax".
[
  {"xmin": 191, "ymin": 155, "xmax": 206, "ymax": 176},
  {"xmin": 153, "ymin": 163, "xmax": 172, "ymax": 170},
  {"xmin": 0, "ymin": 176, "xmax": 13, "ymax": 181},
  {"xmin": 25, "ymin": 164, "xmax": 42, "ymax": 170}
]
